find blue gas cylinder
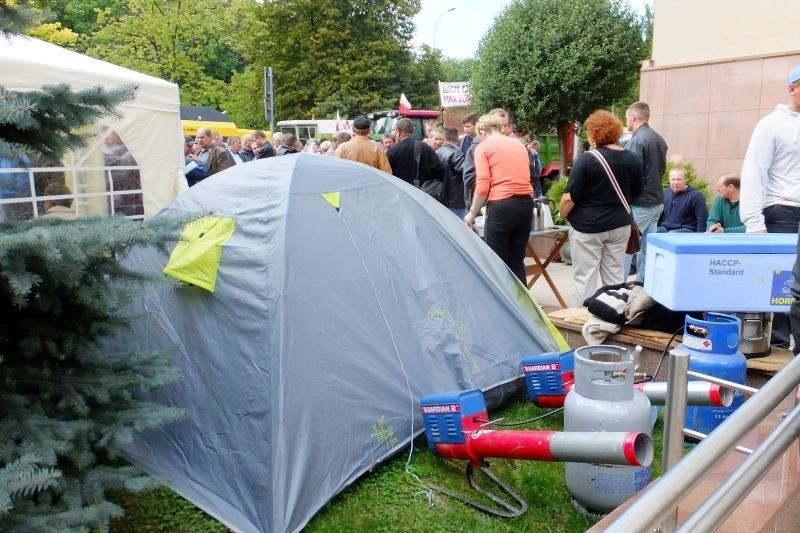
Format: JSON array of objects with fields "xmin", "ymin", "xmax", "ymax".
[{"xmin": 678, "ymin": 313, "xmax": 747, "ymax": 435}]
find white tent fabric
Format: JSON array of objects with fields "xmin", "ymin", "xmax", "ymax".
[
  {"xmin": 0, "ymin": 35, "xmax": 184, "ymax": 218},
  {"xmin": 111, "ymin": 154, "xmax": 569, "ymax": 532}
]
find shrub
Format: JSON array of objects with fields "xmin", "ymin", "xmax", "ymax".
[
  {"xmin": 546, "ymin": 177, "xmax": 570, "ymax": 225},
  {"xmin": 663, "ymin": 160, "xmax": 711, "ymax": 204}
]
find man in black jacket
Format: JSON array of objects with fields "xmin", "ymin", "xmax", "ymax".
[
  {"xmin": 386, "ymin": 118, "xmax": 444, "ymax": 190},
  {"xmin": 252, "ymin": 130, "xmax": 277, "ymax": 159},
  {"xmin": 624, "ymin": 101, "xmax": 668, "ymax": 282},
  {"xmin": 434, "ymin": 127, "xmax": 466, "ymax": 216}
]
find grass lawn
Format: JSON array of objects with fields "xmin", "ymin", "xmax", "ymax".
[{"xmin": 111, "ymin": 392, "xmax": 664, "ymax": 532}]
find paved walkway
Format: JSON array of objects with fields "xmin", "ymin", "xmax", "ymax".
[{"xmin": 525, "ymin": 257, "xmax": 581, "ymax": 311}]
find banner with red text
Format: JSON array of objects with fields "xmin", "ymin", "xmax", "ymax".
[{"xmin": 438, "ymin": 81, "xmax": 472, "ymax": 108}]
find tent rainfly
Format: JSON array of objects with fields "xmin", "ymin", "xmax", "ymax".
[{"xmin": 111, "ymin": 154, "xmax": 568, "ymax": 532}]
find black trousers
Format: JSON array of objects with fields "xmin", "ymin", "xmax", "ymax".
[
  {"xmin": 765, "ymin": 204, "xmax": 800, "ymax": 348},
  {"xmin": 485, "ymin": 196, "xmax": 534, "ymax": 283}
]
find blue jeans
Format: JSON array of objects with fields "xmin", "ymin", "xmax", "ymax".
[
  {"xmin": 624, "ymin": 204, "xmax": 663, "ymax": 283},
  {"xmin": 449, "ymin": 206, "xmax": 466, "ymax": 219}
]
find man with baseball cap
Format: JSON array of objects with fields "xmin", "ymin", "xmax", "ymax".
[
  {"xmin": 740, "ymin": 65, "xmax": 800, "ymax": 349},
  {"xmin": 334, "ymin": 115, "xmax": 392, "ymax": 172}
]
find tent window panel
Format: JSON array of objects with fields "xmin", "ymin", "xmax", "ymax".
[
  {"xmin": 0, "ymin": 166, "xmax": 35, "ymax": 220},
  {"xmin": 1, "ymin": 129, "xmax": 145, "ymax": 221},
  {"xmin": 102, "ymin": 129, "xmax": 143, "ymax": 217},
  {"xmin": 0, "ymin": 166, "xmax": 69, "ymax": 220}
]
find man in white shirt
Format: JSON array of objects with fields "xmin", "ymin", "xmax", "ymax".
[
  {"xmin": 226, "ymin": 135, "xmax": 244, "ymax": 165},
  {"xmin": 740, "ymin": 65, "xmax": 800, "ymax": 348}
]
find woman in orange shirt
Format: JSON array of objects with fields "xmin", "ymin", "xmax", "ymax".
[{"xmin": 464, "ymin": 114, "xmax": 534, "ymax": 282}]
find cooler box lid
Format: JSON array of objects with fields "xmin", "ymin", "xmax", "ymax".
[{"xmin": 647, "ymin": 233, "xmax": 797, "ymax": 254}]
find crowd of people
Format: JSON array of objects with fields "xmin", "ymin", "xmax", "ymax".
[
  {"xmin": 183, "ymin": 110, "xmax": 545, "ymax": 285},
  {"xmin": 180, "ymin": 62, "xmax": 800, "ymax": 353},
  {"xmin": 556, "ymin": 64, "xmax": 800, "ymax": 351}
]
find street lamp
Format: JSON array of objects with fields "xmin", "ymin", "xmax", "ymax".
[{"xmin": 432, "ymin": 7, "xmax": 456, "ymax": 52}]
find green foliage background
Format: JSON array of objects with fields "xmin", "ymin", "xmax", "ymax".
[
  {"xmin": 27, "ymin": 0, "xmax": 445, "ymax": 126},
  {"xmin": 470, "ymin": 0, "xmax": 647, "ymax": 173},
  {"xmin": 25, "ymin": 0, "xmax": 652, "ymax": 132},
  {"xmin": 663, "ymin": 160, "xmax": 711, "ymax": 203},
  {"xmin": 471, "ymin": 0, "xmax": 645, "ymax": 134}
]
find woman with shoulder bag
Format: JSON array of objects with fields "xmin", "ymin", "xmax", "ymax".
[{"xmin": 559, "ymin": 110, "xmax": 643, "ymax": 304}]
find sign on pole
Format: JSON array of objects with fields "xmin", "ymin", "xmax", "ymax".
[{"xmin": 438, "ymin": 81, "xmax": 472, "ymax": 108}]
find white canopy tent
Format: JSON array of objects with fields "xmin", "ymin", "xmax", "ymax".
[{"xmin": 0, "ymin": 35, "xmax": 185, "ymax": 218}]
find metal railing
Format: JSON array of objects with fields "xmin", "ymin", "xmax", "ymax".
[{"xmin": 604, "ymin": 348, "xmax": 800, "ymax": 532}]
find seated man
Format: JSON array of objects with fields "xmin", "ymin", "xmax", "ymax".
[
  {"xmin": 707, "ymin": 172, "xmax": 745, "ymax": 233},
  {"xmin": 657, "ymin": 166, "xmax": 708, "ymax": 233},
  {"xmin": 41, "ymin": 182, "xmax": 76, "ymax": 219},
  {"xmin": 183, "ymin": 136, "xmax": 207, "ymax": 186}
]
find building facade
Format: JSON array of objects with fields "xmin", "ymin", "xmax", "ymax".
[{"xmin": 641, "ymin": 0, "xmax": 800, "ymax": 182}]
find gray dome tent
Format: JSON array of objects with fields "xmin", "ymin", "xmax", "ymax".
[{"xmin": 113, "ymin": 154, "xmax": 567, "ymax": 532}]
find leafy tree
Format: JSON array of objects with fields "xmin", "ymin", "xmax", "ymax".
[
  {"xmin": 85, "ymin": 0, "xmax": 245, "ymax": 109},
  {"xmin": 234, "ymin": 0, "xmax": 423, "ymax": 121},
  {"xmin": 0, "ymin": 2, "xmax": 36, "ymax": 37},
  {"xmin": 25, "ymin": 21, "xmax": 78, "ymax": 47},
  {"xmin": 471, "ymin": 0, "xmax": 646, "ymax": 175},
  {"xmin": 0, "ymin": 10, "xmax": 184, "ymax": 530},
  {"xmin": 402, "ymin": 45, "xmax": 445, "ymax": 110},
  {"xmin": 642, "ymin": 3, "xmax": 654, "ymax": 58},
  {"xmin": 28, "ymin": 0, "xmax": 126, "ymax": 43},
  {"xmin": 25, "ymin": 0, "xmax": 445, "ymax": 126},
  {"xmin": 440, "ymin": 57, "xmax": 475, "ymax": 82},
  {"xmin": 224, "ymin": 66, "xmax": 270, "ymax": 129},
  {"xmin": 610, "ymin": 3, "xmax": 654, "ymax": 122}
]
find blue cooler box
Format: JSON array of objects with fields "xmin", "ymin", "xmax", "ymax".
[{"xmin": 644, "ymin": 233, "xmax": 797, "ymax": 311}]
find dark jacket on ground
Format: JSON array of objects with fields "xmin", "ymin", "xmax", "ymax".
[
  {"xmin": 386, "ymin": 137, "xmax": 444, "ymax": 187},
  {"xmin": 659, "ymin": 185, "xmax": 708, "ymax": 232},
  {"xmin": 625, "ymin": 123, "xmax": 668, "ymax": 207},
  {"xmin": 436, "ymin": 142, "xmax": 466, "ymax": 208}
]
